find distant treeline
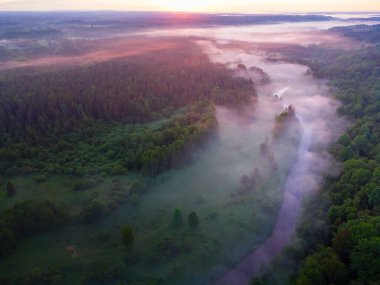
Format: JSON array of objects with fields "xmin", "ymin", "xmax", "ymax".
[
  {"xmin": 0, "ymin": 42, "xmax": 252, "ymax": 145},
  {"xmin": 0, "ymin": 12, "xmax": 333, "ymax": 31},
  {"xmin": 1, "ymin": 28, "xmax": 63, "ymax": 39},
  {"xmin": 330, "ymin": 24, "xmax": 380, "ymax": 44}
]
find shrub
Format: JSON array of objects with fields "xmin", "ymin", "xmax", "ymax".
[
  {"xmin": 6, "ymin": 182, "xmax": 16, "ymax": 197},
  {"xmin": 73, "ymin": 179, "xmax": 96, "ymax": 191},
  {"xmin": 121, "ymin": 225, "xmax": 134, "ymax": 247},
  {"xmin": 188, "ymin": 211, "xmax": 199, "ymax": 229},
  {"xmin": 82, "ymin": 200, "xmax": 106, "ymax": 223}
]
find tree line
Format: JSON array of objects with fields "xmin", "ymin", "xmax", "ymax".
[
  {"xmin": 0, "ymin": 43, "xmax": 255, "ymax": 177},
  {"xmin": 252, "ymin": 26, "xmax": 380, "ymax": 285}
]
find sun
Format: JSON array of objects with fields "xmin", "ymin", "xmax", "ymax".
[{"xmin": 163, "ymin": 0, "xmax": 209, "ymax": 12}]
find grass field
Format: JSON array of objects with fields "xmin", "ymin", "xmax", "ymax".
[{"xmin": 0, "ymin": 101, "xmax": 301, "ymax": 284}]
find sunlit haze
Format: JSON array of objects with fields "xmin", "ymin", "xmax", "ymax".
[{"xmin": 0, "ymin": 0, "xmax": 380, "ymax": 12}]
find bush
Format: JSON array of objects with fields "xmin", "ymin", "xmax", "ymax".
[
  {"xmin": 188, "ymin": 211, "xmax": 199, "ymax": 229},
  {"xmin": 0, "ymin": 227, "xmax": 15, "ymax": 257},
  {"xmin": 0, "ymin": 200, "xmax": 68, "ymax": 238},
  {"xmin": 6, "ymin": 182, "xmax": 16, "ymax": 197},
  {"xmin": 81, "ymin": 260, "xmax": 127, "ymax": 285},
  {"xmin": 82, "ymin": 200, "xmax": 106, "ymax": 223},
  {"xmin": 34, "ymin": 175, "xmax": 48, "ymax": 183},
  {"xmin": 121, "ymin": 225, "xmax": 134, "ymax": 247},
  {"xmin": 172, "ymin": 208, "xmax": 183, "ymax": 227},
  {"xmin": 73, "ymin": 179, "xmax": 97, "ymax": 191},
  {"xmin": 17, "ymin": 267, "xmax": 63, "ymax": 285}
]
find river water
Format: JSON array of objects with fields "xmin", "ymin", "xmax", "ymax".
[
  {"xmin": 200, "ymin": 41, "xmax": 346, "ymax": 284},
  {"xmin": 214, "ymin": 110, "xmax": 312, "ymax": 285}
]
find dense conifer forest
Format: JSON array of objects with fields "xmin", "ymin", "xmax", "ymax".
[
  {"xmin": 0, "ymin": 41, "xmax": 254, "ymax": 177},
  {"xmin": 0, "ymin": 38, "xmax": 260, "ymax": 285}
]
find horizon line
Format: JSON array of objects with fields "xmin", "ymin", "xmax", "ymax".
[{"xmin": 0, "ymin": 10, "xmax": 379, "ymax": 14}]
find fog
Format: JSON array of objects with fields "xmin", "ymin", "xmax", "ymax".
[
  {"xmin": 130, "ymin": 20, "xmax": 350, "ymax": 284},
  {"xmin": 198, "ymin": 42, "xmax": 347, "ymax": 285},
  {"xmin": 0, "ymin": 37, "xmax": 181, "ymax": 70},
  {"xmin": 134, "ymin": 18, "xmax": 380, "ymax": 47},
  {"xmin": 0, "ymin": 15, "xmax": 360, "ymax": 284}
]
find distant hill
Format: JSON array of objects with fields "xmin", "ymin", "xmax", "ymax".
[{"xmin": 330, "ymin": 24, "xmax": 380, "ymax": 43}]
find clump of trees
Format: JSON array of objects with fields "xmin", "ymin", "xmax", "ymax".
[
  {"xmin": 172, "ymin": 208, "xmax": 183, "ymax": 227},
  {"xmin": 0, "ymin": 43, "xmax": 256, "ymax": 178},
  {"xmin": 273, "ymin": 105, "xmax": 297, "ymax": 140},
  {"xmin": 292, "ymin": 29, "xmax": 380, "ymax": 285},
  {"xmin": 172, "ymin": 208, "xmax": 200, "ymax": 229},
  {"xmin": 6, "ymin": 181, "xmax": 16, "ymax": 197},
  {"xmin": 16, "ymin": 267, "xmax": 64, "ymax": 285},
  {"xmin": 239, "ymin": 168, "xmax": 262, "ymax": 195},
  {"xmin": 249, "ymin": 66, "xmax": 271, "ymax": 84},
  {"xmin": 0, "ymin": 43, "xmax": 254, "ymax": 147},
  {"xmin": 252, "ymin": 25, "xmax": 380, "ymax": 285},
  {"xmin": 121, "ymin": 225, "xmax": 134, "ymax": 247},
  {"xmin": 188, "ymin": 212, "xmax": 199, "ymax": 229},
  {"xmin": 0, "ymin": 200, "xmax": 68, "ymax": 257},
  {"xmin": 82, "ymin": 200, "xmax": 107, "ymax": 223}
]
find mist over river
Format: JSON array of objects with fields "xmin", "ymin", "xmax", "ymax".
[
  {"xmin": 199, "ymin": 32, "xmax": 346, "ymax": 285},
  {"xmin": 200, "ymin": 41, "xmax": 347, "ymax": 284},
  {"xmin": 125, "ymin": 37, "xmax": 347, "ymax": 284},
  {"xmin": 0, "ymin": 16, "xmax": 362, "ymax": 285},
  {"xmin": 135, "ymin": 21, "xmax": 351, "ymax": 284}
]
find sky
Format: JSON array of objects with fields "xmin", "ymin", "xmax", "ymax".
[{"xmin": 0, "ymin": 0, "xmax": 379, "ymax": 13}]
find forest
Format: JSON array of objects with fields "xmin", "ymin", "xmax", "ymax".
[
  {"xmin": 2, "ymin": 10, "xmax": 380, "ymax": 285},
  {"xmin": 0, "ymin": 40, "xmax": 254, "ymax": 177},
  {"xmin": 0, "ymin": 38, "xmax": 263, "ymax": 285},
  {"xmin": 252, "ymin": 24, "xmax": 380, "ymax": 285}
]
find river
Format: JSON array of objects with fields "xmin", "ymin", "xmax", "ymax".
[{"xmin": 202, "ymin": 39, "xmax": 347, "ymax": 284}]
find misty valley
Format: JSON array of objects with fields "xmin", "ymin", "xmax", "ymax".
[{"xmin": 1, "ymin": 12, "xmax": 380, "ymax": 285}]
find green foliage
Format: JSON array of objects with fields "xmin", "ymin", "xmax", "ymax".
[
  {"xmin": 295, "ymin": 247, "xmax": 349, "ymax": 285},
  {"xmin": 17, "ymin": 267, "xmax": 64, "ymax": 285},
  {"xmin": 332, "ymin": 217, "xmax": 380, "ymax": 259},
  {"xmin": 331, "ymin": 25, "xmax": 380, "ymax": 44},
  {"xmin": 172, "ymin": 208, "xmax": 183, "ymax": 227},
  {"xmin": 6, "ymin": 181, "xmax": 16, "ymax": 197},
  {"xmin": 0, "ymin": 200, "xmax": 68, "ymax": 238},
  {"xmin": 121, "ymin": 225, "xmax": 134, "ymax": 247},
  {"xmin": 73, "ymin": 179, "xmax": 97, "ymax": 191},
  {"xmin": 34, "ymin": 175, "xmax": 48, "ymax": 183},
  {"xmin": 153, "ymin": 235, "xmax": 192, "ymax": 263},
  {"xmin": 0, "ymin": 102, "xmax": 220, "ymax": 178},
  {"xmin": 0, "ymin": 44, "xmax": 255, "ymax": 177},
  {"xmin": 82, "ymin": 200, "xmax": 106, "ymax": 223},
  {"xmin": 350, "ymin": 237, "xmax": 380, "ymax": 283},
  {"xmin": 368, "ymin": 187, "xmax": 380, "ymax": 208},
  {"xmin": 291, "ymin": 27, "xmax": 380, "ymax": 285},
  {"xmin": 0, "ymin": 199, "xmax": 67, "ymax": 257},
  {"xmin": 81, "ymin": 260, "xmax": 128, "ymax": 285},
  {"xmin": 188, "ymin": 211, "xmax": 199, "ymax": 229},
  {"xmin": 0, "ymin": 227, "xmax": 15, "ymax": 257},
  {"xmin": 273, "ymin": 105, "xmax": 297, "ymax": 140}
]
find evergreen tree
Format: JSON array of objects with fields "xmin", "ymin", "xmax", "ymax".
[
  {"xmin": 121, "ymin": 225, "xmax": 134, "ymax": 247},
  {"xmin": 172, "ymin": 208, "xmax": 183, "ymax": 227},
  {"xmin": 188, "ymin": 211, "xmax": 199, "ymax": 229}
]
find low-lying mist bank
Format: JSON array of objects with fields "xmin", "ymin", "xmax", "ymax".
[
  {"xmin": 0, "ymin": 29, "xmax": 301, "ymax": 285},
  {"xmin": 1, "ymin": 15, "xmax": 371, "ymax": 285},
  {"xmin": 252, "ymin": 24, "xmax": 380, "ymax": 285},
  {"xmin": 198, "ymin": 40, "xmax": 347, "ymax": 284}
]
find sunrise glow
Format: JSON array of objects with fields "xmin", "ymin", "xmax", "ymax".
[
  {"xmin": 0, "ymin": 0, "xmax": 380, "ymax": 12},
  {"xmin": 162, "ymin": 0, "xmax": 210, "ymax": 12}
]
